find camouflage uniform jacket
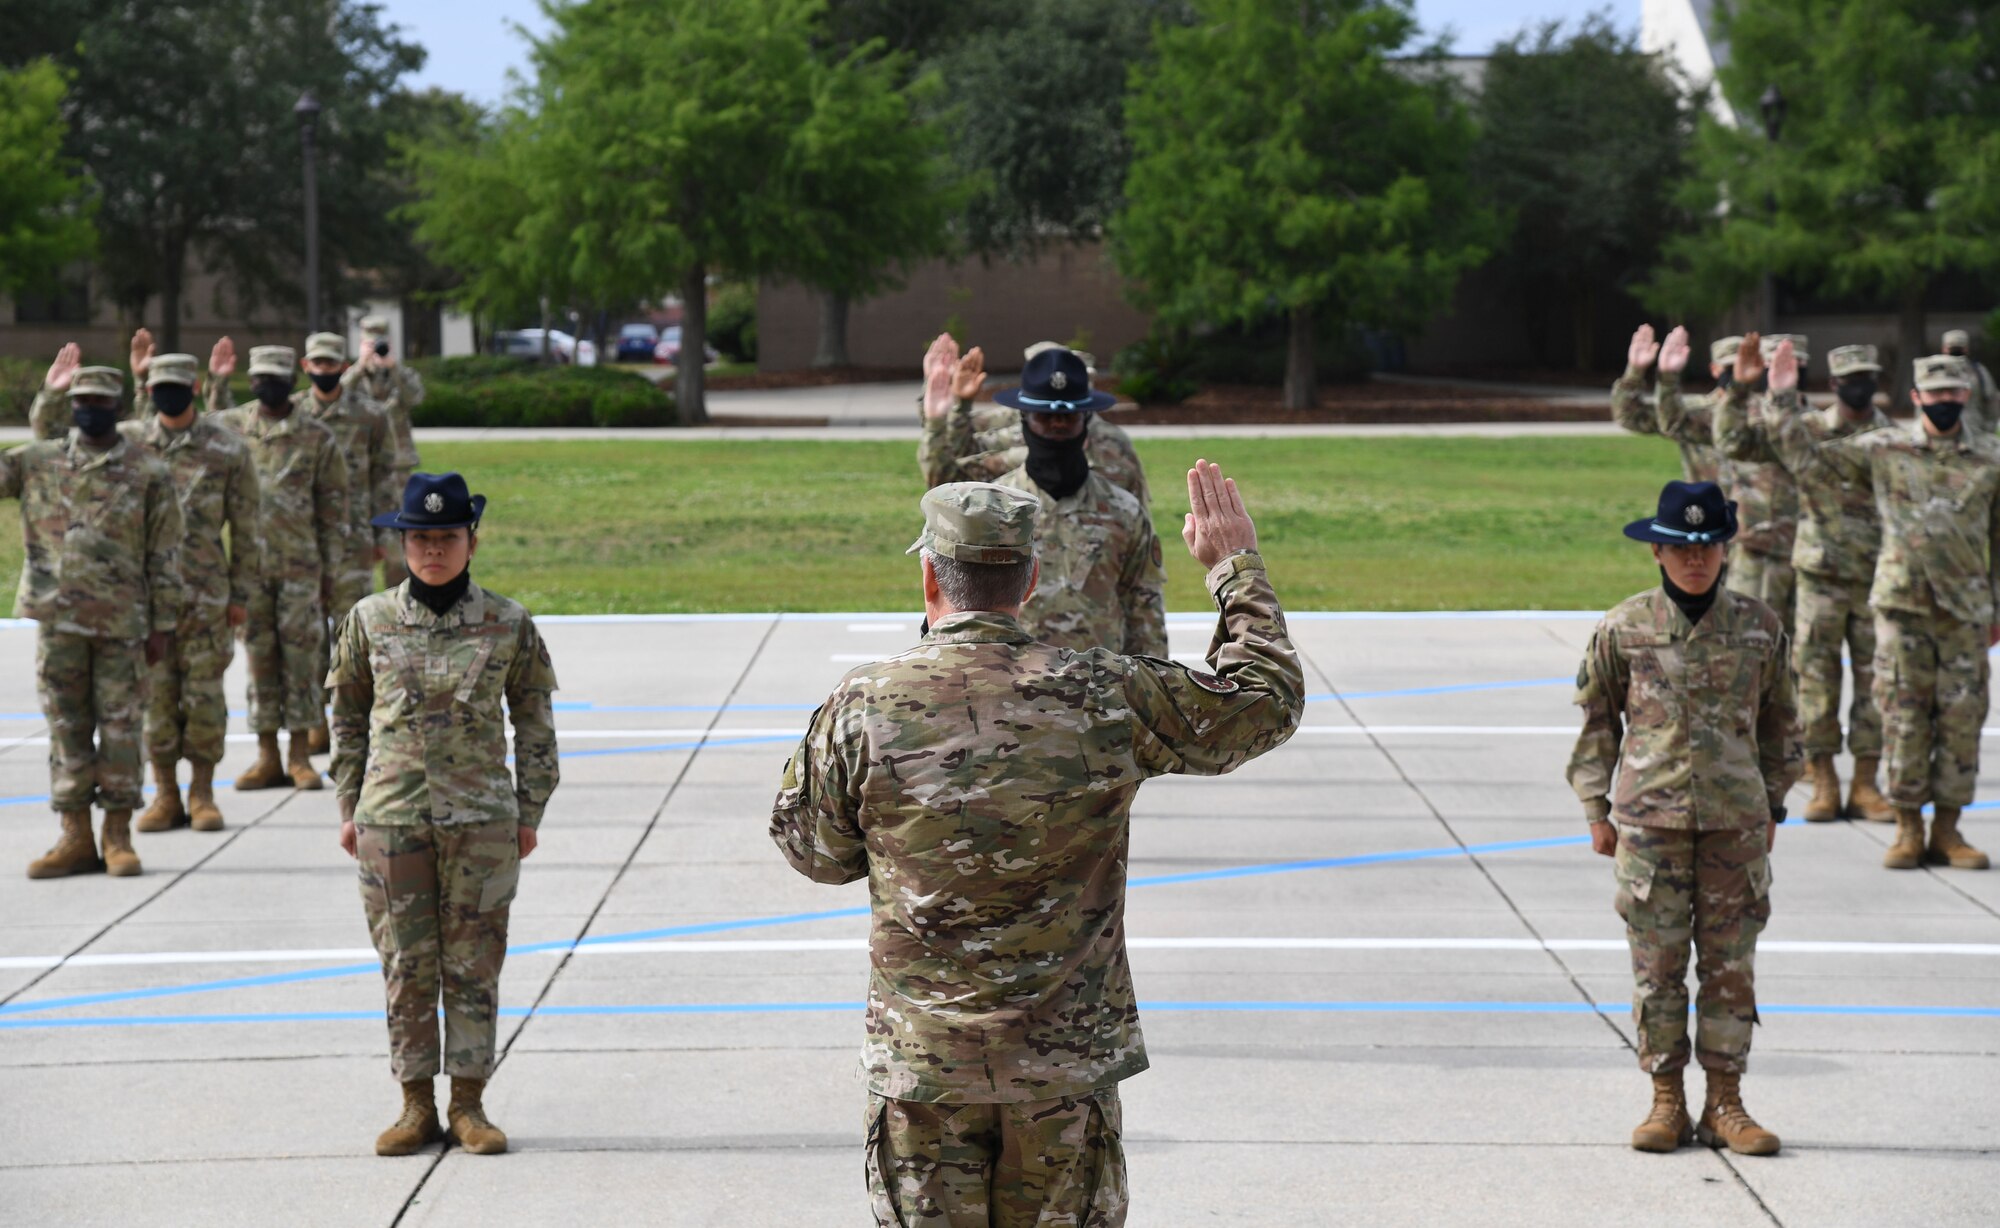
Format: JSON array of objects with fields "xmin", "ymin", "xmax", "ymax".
[
  {"xmin": 996, "ymin": 467, "xmax": 1164, "ymax": 657},
  {"xmin": 1762, "ymin": 408, "xmax": 2000, "ymax": 626},
  {"xmin": 1960, "ymin": 359, "xmax": 2000, "ymax": 436},
  {"xmin": 117, "ymin": 415, "xmax": 262, "ymax": 617},
  {"xmin": 328, "ymin": 580, "xmax": 561, "ymax": 829},
  {"xmin": 771, "ymin": 551, "xmax": 1303, "ymax": 1103},
  {"xmin": 213, "ymin": 407, "xmax": 349, "ymax": 582},
  {"xmin": 0, "ymin": 433, "xmax": 184, "ymax": 639},
  {"xmin": 299, "ymin": 389, "xmax": 397, "ymax": 553},
  {"xmin": 1659, "ymin": 371, "xmax": 1797, "ymax": 558},
  {"xmin": 1569, "ymin": 588, "xmax": 1801, "ymax": 832},
  {"xmin": 1610, "ymin": 367, "xmax": 1720, "ymax": 484},
  {"xmin": 1715, "ymin": 385, "xmax": 1890, "ymax": 584},
  {"xmin": 919, "ymin": 399, "xmax": 1150, "ymax": 507},
  {"xmin": 341, "ymin": 362, "xmax": 424, "ymax": 468}
]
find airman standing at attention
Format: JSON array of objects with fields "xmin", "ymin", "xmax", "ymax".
[
  {"xmin": 342, "ymin": 316, "xmax": 425, "ymax": 585},
  {"xmin": 1939, "ymin": 329, "xmax": 2000, "ymax": 434}
]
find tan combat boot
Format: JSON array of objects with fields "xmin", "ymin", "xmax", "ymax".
[
  {"xmin": 447, "ymin": 1077, "xmax": 508, "ymax": 1155},
  {"xmin": 308, "ymin": 722, "xmax": 331, "ymax": 755},
  {"xmin": 135, "ymin": 758, "xmax": 187, "ymax": 833},
  {"xmin": 27, "ymin": 811, "xmax": 102, "ymax": 879},
  {"xmin": 1696, "ymin": 1070, "xmax": 1779, "ymax": 1156},
  {"xmin": 1884, "ymin": 808, "xmax": 1926, "ymax": 870},
  {"xmin": 375, "ymin": 1079, "xmax": 443, "ymax": 1157},
  {"xmin": 235, "ymin": 732, "xmax": 286, "ymax": 790},
  {"xmin": 1630, "ymin": 1070, "xmax": 1693, "ymax": 1153},
  {"xmin": 1926, "ymin": 806, "xmax": 1990, "ymax": 870},
  {"xmin": 100, "ymin": 809, "xmax": 141, "ymax": 877},
  {"xmin": 1803, "ymin": 756, "xmax": 1841, "ymax": 822},
  {"xmin": 287, "ymin": 730, "xmax": 324, "ymax": 791},
  {"xmin": 186, "ymin": 759, "xmax": 224, "ymax": 831},
  {"xmin": 1846, "ymin": 757, "xmax": 1895, "ymax": 822}
]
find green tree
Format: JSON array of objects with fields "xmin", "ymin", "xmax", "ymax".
[
  {"xmin": 15, "ymin": 0, "xmax": 423, "ymax": 349},
  {"xmin": 1115, "ymin": 0, "xmax": 1490, "ymax": 408},
  {"xmin": 1646, "ymin": 0, "xmax": 2000, "ymax": 391},
  {"xmin": 1474, "ymin": 15, "xmax": 1700, "ymax": 371},
  {"xmin": 0, "ymin": 59, "xmax": 95, "ymax": 296}
]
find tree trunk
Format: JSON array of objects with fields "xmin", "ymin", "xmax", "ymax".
[
  {"xmin": 159, "ymin": 235, "xmax": 186, "ymax": 352},
  {"xmin": 678, "ymin": 263, "xmax": 709, "ymax": 426},
  {"xmin": 813, "ymin": 289, "xmax": 851, "ymax": 368},
  {"xmin": 1570, "ymin": 282, "xmax": 1596, "ymax": 374},
  {"xmin": 1894, "ymin": 281, "xmax": 1927, "ymax": 406},
  {"xmin": 1284, "ymin": 304, "xmax": 1318, "ymax": 410}
]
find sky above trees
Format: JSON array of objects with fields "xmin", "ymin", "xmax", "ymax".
[{"xmin": 385, "ymin": 0, "xmax": 1620, "ymax": 105}]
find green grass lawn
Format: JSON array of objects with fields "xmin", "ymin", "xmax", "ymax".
[{"xmin": 0, "ymin": 435, "xmax": 1688, "ymax": 614}]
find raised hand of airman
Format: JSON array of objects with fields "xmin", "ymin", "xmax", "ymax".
[
  {"xmin": 129, "ymin": 327, "xmax": 156, "ymax": 378},
  {"xmin": 1768, "ymin": 339, "xmax": 1799, "ymax": 394},
  {"xmin": 210, "ymin": 336, "xmax": 237, "ymax": 380},
  {"xmin": 951, "ymin": 344, "xmax": 985, "ymax": 403},
  {"xmin": 1658, "ymin": 326, "xmax": 1690, "ymax": 376},
  {"xmin": 1735, "ymin": 332, "xmax": 1765, "ymax": 385},
  {"xmin": 921, "ymin": 332, "xmax": 960, "ymax": 421},
  {"xmin": 1628, "ymin": 324, "xmax": 1660, "ymax": 372},
  {"xmin": 44, "ymin": 343, "xmax": 82, "ymax": 392},
  {"xmin": 1183, "ymin": 459, "xmax": 1258, "ymax": 570}
]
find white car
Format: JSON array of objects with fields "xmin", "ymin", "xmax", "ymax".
[{"xmin": 493, "ymin": 328, "xmax": 598, "ymax": 366}]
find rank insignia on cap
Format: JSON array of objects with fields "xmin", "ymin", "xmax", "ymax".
[
  {"xmin": 424, "ymin": 493, "xmax": 444, "ymax": 513},
  {"xmin": 1049, "ymin": 370, "xmax": 1069, "ymax": 391},
  {"xmin": 1685, "ymin": 504, "xmax": 1705, "ymax": 526},
  {"xmin": 1187, "ymin": 668, "xmax": 1239, "ymax": 694}
]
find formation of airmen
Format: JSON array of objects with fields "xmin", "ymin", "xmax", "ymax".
[{"xmin": 8, "ymin": 309, "xmax": 1995, "ymax": 1221}]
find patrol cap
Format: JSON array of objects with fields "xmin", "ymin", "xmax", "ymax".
[
  {"xmin": 1914, "ymin": 355, "xmax": 1973, "ymax": 393},
  {"xmin": 1759, "ymin": 333, "xmax": 1809, "ymax": 363},
  {"xmin": 303, "ymin": 332, "xmax": 346, "ymax": 362},
  {"xmin": 359, "ymin": 314, "xmax": 391, "ymax": 335},
  {"xmin": 145, "ymin": 353, "xmax": 200, "ymax": 388},
  {"xmin": 905, "ymin": 482, "xmax": 1040, "ymax": 564},
  {"xmin": 1942, "ymin": 329, "xmax": 1971, "ymax": 352},
  {"xmin": 1827, "ymin": 344, "xmax": 1882, "ymax": 378},
  {"xmin": 1709, "ymin": 335, "xmax": 1744, "ymax": 366},
  {"xmin": 247, "ymin": 345, "xmax": 297, "ymax": 377},
  {"xmin": 70, "ymin": 367, "xmax": 124, "ymax": 400}
]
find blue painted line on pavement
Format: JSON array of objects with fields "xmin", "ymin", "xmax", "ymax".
[
  {"xmin": 1128, "ymin": 835, "xmax": 1589, "ymax": 887},
  {"xmin": 1309, "ymin": 676, "xmax": 1574, "ymax": 703},
  {"xmin": 5, "ymin": 999, "xmax": 1997, "ymax": 1030}
]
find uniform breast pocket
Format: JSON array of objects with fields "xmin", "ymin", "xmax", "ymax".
[
  {"xmin": 452, "ymin": 634, "xmax": 509, "ymax": 707},
  {"xmin": 1709, "ymin": 643, "xmax": 1763, "ymax": 707}
]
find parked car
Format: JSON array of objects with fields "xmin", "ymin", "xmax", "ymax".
[
  {"xmin": 615, "ymin": 323, "xmax": 659, "ymax": 363},
  {"xmin": 492, "ymin": 328, "xmax": 597, "ymax": 366},
  {"xmin": 653, "ymin": 325, "xmax": 721, "ymax": 367}
]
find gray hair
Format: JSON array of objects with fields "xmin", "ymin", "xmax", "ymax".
[{"xmin": 924, "ymin": 549, "xmax": 1035, "ymax": 612}]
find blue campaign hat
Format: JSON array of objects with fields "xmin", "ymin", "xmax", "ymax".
[
  {"xmin": 1624, "ymin": 480, "xmax": 1737, "ymax": 545},
  {"xmin": 991, "ymin": 347, "xmax": 1118, "ymax": 414},
  {"xmin": 372, "ymin": 472, "xmax": 487, "ymax": 531}
]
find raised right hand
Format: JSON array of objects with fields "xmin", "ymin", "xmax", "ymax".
[
  {"xmin": 1658, "ymin": 326, "xmax": 1690, "ymax": 375},
  {"xmin": 922, "ymin": 332, "xmax": 960, "ymax": 420},
  {"xmin": 45, "ymin": 343, "xmax": 81, "ymax": 391},
  {"xmin": 1734, "ymin": 332, "xmax": 1765, "ymax": 387},
  {"xmin": 1769, "ymin": 339, "xmax": 1799, "ymax": 394},
  {"xmin": 1182, "ymin": 459, "xmax": 1259, "ymax": 570},
  {"xmin": 129, "ymin": 327, "xmax": 156, "ymax": 378},
  {"xmin": 1628, "ymin": 324, "xmax": 1659, "ymax": 372}
]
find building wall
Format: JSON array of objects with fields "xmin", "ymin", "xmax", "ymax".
[
  {"xmin": 758, "ymin": 243, "xmax": 1154, "ymax": 373},
  {"xmin": 0, "ymin": 266, "xmax": 313, "ymax": 367}
]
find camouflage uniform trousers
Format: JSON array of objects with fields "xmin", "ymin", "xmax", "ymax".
[
  {"xmin": 246, "ymin": 576, "xmax": 326, "ymax": 734},
  {"xmin": 356, "ymin": 817, "xmax": 519, "ymax": 1081},
  {"xmin": 36, "ymin": 627, "xmax": 148, "ymax": 812},
  {"xmin": 1726, "ymin": 548, "xmax": 1795, "ymax": 634},
  {"xmin": 867, "ymin": 1088, "xmax": 1127, "ymax": 1228},
  {"xmin": 1613, "ymin": 824, "xmax": 1771, "ymax": 1074},
  {"xmin": 144, "ymin": 617, "xmax": 234, "ymax": 765},
  {"xmin": 1794, "ymin": 572, "xmax": 1881, "ymax": 759},
  {"xmin": 1872, "ymin": 607, "xmax": 1991, "ymax": 809}
]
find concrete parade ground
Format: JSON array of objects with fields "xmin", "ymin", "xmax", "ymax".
[{"xmin": 1, "ymin": 610, "xmax": 1996, "ymax": 1226}]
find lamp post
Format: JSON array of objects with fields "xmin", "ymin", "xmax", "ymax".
[
  {"xmin": 295, "ymin": 91, "xmax": 322, "ymax": 333},
  {"xmin": 1758, "ymin": 84, "xmax": 1787, "ymax": 335}
]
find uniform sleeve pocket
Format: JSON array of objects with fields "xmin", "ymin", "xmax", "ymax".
[{"xmin": 478, "ymin": 856, "xmax": 519, "ymax": 912}]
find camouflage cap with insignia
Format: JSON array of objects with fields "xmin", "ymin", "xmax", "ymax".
[
  {"xmin": 360, "ymin": 314, "xmax": 391, "ymax": 335},
  {"xmin": 905, "ymin": 482, "xmax": 1040, "ymax": 564},
  {"xmin": 1760, "ymin": 333, "xmax": 1809, "ymax": 363},
  {"xmin": 1709, "ymin": 335, "xmax": 1744, "ymax": 366},
  {"xmin": 70, "ymin": 366, "xmax": 124, "ymax": 399},
  {"xmin": 1942, "ymin": 329, "xmax": 1971, "ymax": 351},
  {"xmin": 145, "ymin": 353, "xmax": 200, "ymax": 388},
  {"xmin": 1914, "ymin": 354, "xmax": 1974, "ymax": 392},
  {"xmin": 303, "ymin": 331, "xmax": 346, "ymax": 362},
  {"xmin": 1827, "ymin": 344, "xmax": 1882, "ymax": 378},
  {"xmin": 247, "ymin": 345, "xmax": 296, "ymax": 377}
]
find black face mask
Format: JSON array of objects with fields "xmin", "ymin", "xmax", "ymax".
[
  {"xmin": 1836, "ymin": 379, "xmax": 1877, "ymax": 411},
  {"xmin": 308, "ymin": 371, "xmax": 342, "ymax": 394},
  {"xmin": 1661, "ymin": 565, "xmax": 1723, "ymax": 625},
  {"xmin": 409, "ymin": 566, "xmax": 471, "ymax": 616},
  {"xmin": 1022, "ymin": 415, "xmax": 1091, "ymax": 500},
  {"xmin": 72, "ymin": 403, "xmax": 120, "ymax": 438},
  {"xmin": 1946, "ymin": 347, "xmax": 1967, "ymax": 358},
  {"xmin": 151, "ymin": 385, "xmax": 196, "ymax": 418},
  {"xmin": 1922, "ymin": 400, "xmax": 1965, "ymax": 433},
  {"xmin": 253, "ymin": 376, "xmax": 293, "ymax": 410}
]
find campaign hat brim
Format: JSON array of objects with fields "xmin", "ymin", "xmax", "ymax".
[
  {"xmin": 1623, "ymin": 515, "xmax": 1734, "ymax": 546},
  {"xmin": 372, "ymin": 493, "xmax": 486, "ymax": 530},
  {"xmin": 991, "ymin": 387, "xmax": 1119, "ymax": 414}
]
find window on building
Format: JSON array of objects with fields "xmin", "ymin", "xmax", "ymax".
[{"xmin": 13, "ymin": 275, "xmax": 92, "ymax": 325}]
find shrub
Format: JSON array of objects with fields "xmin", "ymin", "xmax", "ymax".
[
  {"xmin": 410, "ymin": 357, "xmax": 677, "ymax": 428},
  {"xmin": 1112, "ymin": 332, "xmax": 1201, "ymax": 406},
  {"xmin": 708, "ymin": 282, "xmax": 759, "ymax": 364},
  {"xmin": 0, "ymin": 358, "xmax": 42, "ymax": 423}
]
